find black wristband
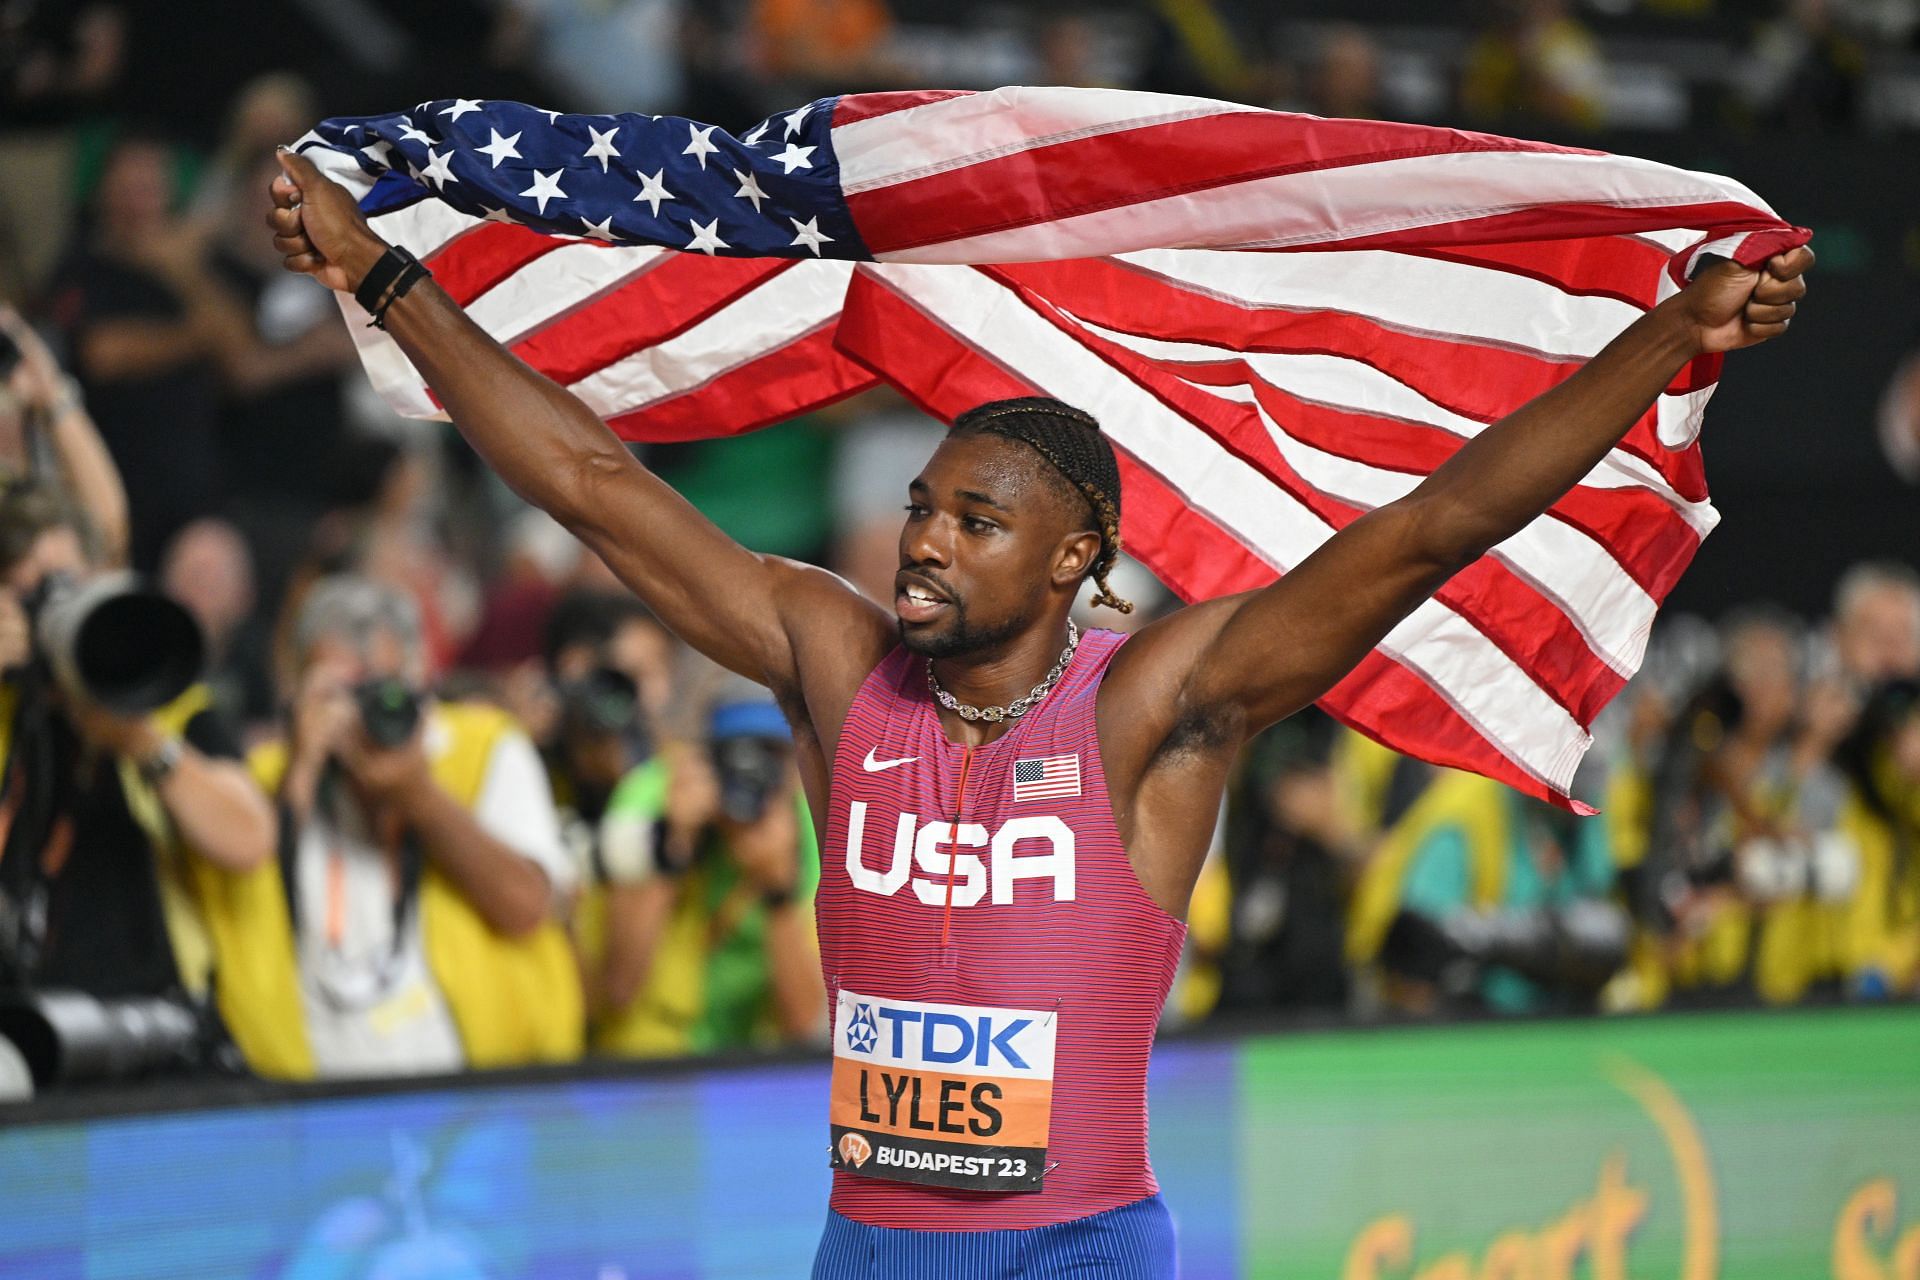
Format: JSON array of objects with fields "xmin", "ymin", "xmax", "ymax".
[
  {"xmin": 371, "ymin": 257, "xmax": 430, "ymax": 329},
  {"xmin": 353, "ymin": 244, "xmax": 418, "ymax": 315}
]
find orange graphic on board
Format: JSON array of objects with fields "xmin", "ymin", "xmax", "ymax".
[
  {"xmin": 1340, "ymin": 1056, "xmax": 1716, "ymax": 1280},
  {"xmin": 1833, "ymin": 1179, "xmax": 1920, "ymax": 1280}
]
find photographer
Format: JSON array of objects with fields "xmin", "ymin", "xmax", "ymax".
[
  {"xmin": 579, "ymin": 679, "xmax": 825, "ymax": 1057},
  {"xmin": 537, "ymin": 590, "xmax": 673, "ymax": 816},
  {"xmin": 1352, "ymin": 771, "xmax": 1625, "ymax": 1017},
  {"xmin": 0, "ymin": 314, "xmax": 276, "ymax": 1081},
  {"xmin": 248, "ymin": 575, "xmax": 583, "ymax": 1078}
]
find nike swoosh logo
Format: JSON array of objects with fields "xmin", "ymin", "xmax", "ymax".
[{"xmin": 862, "ymin": 746, "xmax": 919, "ymax": 773}]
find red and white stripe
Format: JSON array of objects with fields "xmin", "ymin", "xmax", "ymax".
[{"xmin": 315, "ymin": 86, "xmax": 1808, "ymax": 810}]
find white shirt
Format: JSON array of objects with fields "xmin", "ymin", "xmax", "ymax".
[{"xmin": 295, "ymin": 710, "xmax": 572, "ymax": 1079}]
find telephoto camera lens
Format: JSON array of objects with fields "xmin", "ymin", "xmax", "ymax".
[{"xmin": 30, "ymin": 572, "xmax": 206, "ymax": 714}]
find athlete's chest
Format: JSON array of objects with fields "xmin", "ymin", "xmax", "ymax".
[{"xmin": 829, "ymin": 718, "xmax": 1103, "ymax": 910}]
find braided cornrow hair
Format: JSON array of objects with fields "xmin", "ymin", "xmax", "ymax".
[{"xmin": 949, "ymin": 396, "xmax": 1133, "ymax": 614}]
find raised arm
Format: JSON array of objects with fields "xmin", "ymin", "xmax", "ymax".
[
  {"xmin": 266, "ymin": 149, "xmax": 891, "ymax": 706},
  {"xmin": 1121, "ymin": 248, "xmax": 1813, "ymax": 745}
]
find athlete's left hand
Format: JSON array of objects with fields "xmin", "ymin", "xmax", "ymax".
[{"xmin": 1676, "ymin": 245, "xmax": 1814, "ymax": 355}]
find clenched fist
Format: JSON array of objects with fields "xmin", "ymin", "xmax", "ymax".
[
  {"xmin": 1673, "ymin": 245, "xmax": 1814, "ymax": 355},
  {"xmin": 265, "ymin": 148, "xmax": 390, "ymax": 295}
]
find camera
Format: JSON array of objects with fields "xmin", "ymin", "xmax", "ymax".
[
  {"xmin": 26, "ymin": 571, "xmax": 205, "ymax": 713},
  {"xmin": 354, "ymin": 676, "xmax": 423, "ymax": 749},
  {"xmin": 0, "ymin": 988, "xmax": 222, "ymax": 1088},
  {"xmin": 1381, "ymin": 900, "xmax": 1630, "ymax": 1001},
  {"xmin": 711, "ymin": 735, "xmax": 789, "ymax": 825},
  {"xmin": 706, "ymin": 698, "xmax": 793, "ymax": 824},
  {"xmin": 558, "ymin": 666, "xmax": 641, "ymax": 738}
]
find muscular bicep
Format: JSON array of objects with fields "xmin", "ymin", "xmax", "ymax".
[
  {"xmin": 1115, "ymin": 498, "xmax": 1454, "ymax": 758},
  {"xmin": 1198, "ymin": 500, "xmax": 1456, "ymax": 729}
]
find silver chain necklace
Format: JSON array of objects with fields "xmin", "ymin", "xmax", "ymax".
[{"xmin": 927, "ymin": 621, "xmax": 1079, "ymax": 723}]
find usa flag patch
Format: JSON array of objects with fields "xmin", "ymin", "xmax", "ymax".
[{"xmin": 1013, "ymin": 755, "xmax": 1081, "ymax": 802}]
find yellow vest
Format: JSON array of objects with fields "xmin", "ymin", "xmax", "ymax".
[
  {"xmin": 0, "ymin": 682, "xmax": 315, "ymax": 1078},
  {"xmin": 228, "ymin": 701, "xmax": 584, "ymax": 1078},
  {"xmin": 1347, "ymin": 770, "xmax": 1511, "ymax": 966}
]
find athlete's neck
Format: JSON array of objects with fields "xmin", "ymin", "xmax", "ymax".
[{"xmin": 928, "ymin": 618, "xmax": 1075, "ymax": 744}]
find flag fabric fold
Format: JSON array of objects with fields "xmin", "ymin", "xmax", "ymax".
[{"xmin": 295, "ymin": 87, "xmax": 1809, "ymax": 810}]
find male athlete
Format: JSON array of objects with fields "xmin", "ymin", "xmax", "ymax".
[{"xmin": 267, "ymin": 149, "xmax": 1810, "ymax": 1276}]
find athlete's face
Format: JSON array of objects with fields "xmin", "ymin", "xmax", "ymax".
[{"xmin": 895, "ymin": 434, "xmax": 1097, "ymax": 659}]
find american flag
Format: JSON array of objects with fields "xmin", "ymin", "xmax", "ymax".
[
  {"xmin": 1014, "ymin": 755, "xmax": 1083, "ymax": 804},
  {"xmin": 295, "ymin": 88, "xmax": 1809, "ymax": 812}
]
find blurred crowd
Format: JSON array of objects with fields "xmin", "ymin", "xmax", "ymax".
[{"xmin": 0, "ymin": 1, "xmax": 1914, "ymax": 1094}]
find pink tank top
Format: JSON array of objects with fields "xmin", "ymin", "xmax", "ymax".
[{"xmin": 817, "ymin": 628, "xmax": 1187, "ymax": 1230}]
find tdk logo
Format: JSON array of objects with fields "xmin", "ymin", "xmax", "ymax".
[
  {"xmin": 851, "ymin": 1002, "xmax": 1035, "ymax": 1071},
  {"xmin": 844, "ymin": 803, "xmax": 1075, "ymax": 905},
  {"xmin": 845, "ymin": 1003, "xmax": 879, "ymax": 1054}
]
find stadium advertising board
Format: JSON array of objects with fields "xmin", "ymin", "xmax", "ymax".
[{"xmin": 0, "ymin": 1008, "xmax": 1912, "ymax": 1277}]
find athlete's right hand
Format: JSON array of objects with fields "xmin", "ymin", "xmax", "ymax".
[{"xmin": 266, "ymin": 148, "xmax": 389, "ymax": 296}]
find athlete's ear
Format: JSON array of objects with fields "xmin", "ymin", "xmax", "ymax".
[{"xmin": 1051, "ymin": 530, "xmax": 1100, "ymax": 589}]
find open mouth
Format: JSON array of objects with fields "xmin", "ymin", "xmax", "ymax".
[{"xmin": 894, "ymin": 575, "xmax": 952, "ymax": 625}]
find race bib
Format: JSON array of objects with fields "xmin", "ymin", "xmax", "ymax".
[{"xmin": 828, "ymin": 989, "xmax": 1055, "ymax": 1193}]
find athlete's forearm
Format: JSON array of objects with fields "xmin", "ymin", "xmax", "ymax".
[
  {"xmin": 372, "ymin": 270, "xmax": 642, "ymax": 526},
  {"xmin": 1401, "ymin": 299, "xmax": 1699, "ymax": 573},
  {"xmin": 353, "ymin": 250, "xmax": 798, "ymax": 679}
]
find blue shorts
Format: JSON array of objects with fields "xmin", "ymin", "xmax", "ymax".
[{"xmin": 810, "ymin": 1194, "xmax": 1177, "ymax": 1279}]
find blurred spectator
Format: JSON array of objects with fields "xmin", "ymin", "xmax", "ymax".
[
  {"xmin": 44, "ymin": 131, "xmax": 225, "ymax": 569},
  {"xmin": 187, "ymin": 73, "xmax": 318, "ymax": 230},
  {"xmin": 1878, "ymin": 348, "xmax": 1920, "ymax": 482},
  {"xmin": 248, "ymin": 575, "xmax": 582, "ymax": 1078},
  {"xmin": 0, "ymin": 306, "xmax": 126, "ymax": 566},
  {"xmin": 1035, "ymin": 13, "xmax": 1111, "ymax": 90},
  {"xmin": 577, "ymin": 677, "xmax": 824, "ymax": 1057},
  {"xmin": 1306, "ymin": 25, "xmax": 1383, "ymax": 119},
  {"xmin": 204, "ymin": 124, "xmax": 362, "ymax": 627},
  {"xmin": 346, "ymin": 444, "xmax": 478, "ymax": 678},
  {"xmin": 159, "ymin": 517, "xmax": 274, "ymax": 731},
  {"xmin": 0, "ymin": 332, "xmax": 275, "ymax": 1068},
  {"xmin": 1215, "ymin": 712, "xmax": 1355, "ymax": 1016},
  {"xmin": 744, "ymin": 0, "xmax": 898, "ymax": 99},
  {"xmin": 1461, "ymin": 0, "xmax": 1608, "ymax": 130},
  {"xmin": 0, "ymin": 3, "xmax": 125, "ymax": 297},
  {"xmin": 1829, "ymin": 560, "xmax": 1920, "ymax": 689},
  {"xmin": 0, "ymin": 3, "xmax": 125, "ymax": 127},
  {"xmin": 530, "ymin": 592, "xmax": 669, "ymax": 884},
  {"xmin": 1134, "ymin": 0, "xmax": 1271, "ymax": 103},
  {"xmin": 459, "ymin": 510, "xmax": 582, "ymax": 674},
  {"xmin": 544, "ymin": 589, "xmax": 679, "ymax": 729},
  {"xmin": 1733, "ymin": 0, "xmax": 1869, "ymax": 131},
  {"xmin": 1632, "ymin": 609, "xmax": 1865, "ymax": 1004},
  {"xmin": 1826, "ymin": 680, "xmax": 1920, "ymax": 997},
  {"xmin": 44, "ymin": 129, "xmax": 352, "ymax": 574},
  {"xmin": 514, "ymin": 0, "xmax": 687, "ymax": 116},
  {"xmin": 1352, "ymin": 772, "xmax": 1624, "ymax": 1015},
  {"xmin": 677, "ymin": 6, "xmax": 769, "ymax": 126}
]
